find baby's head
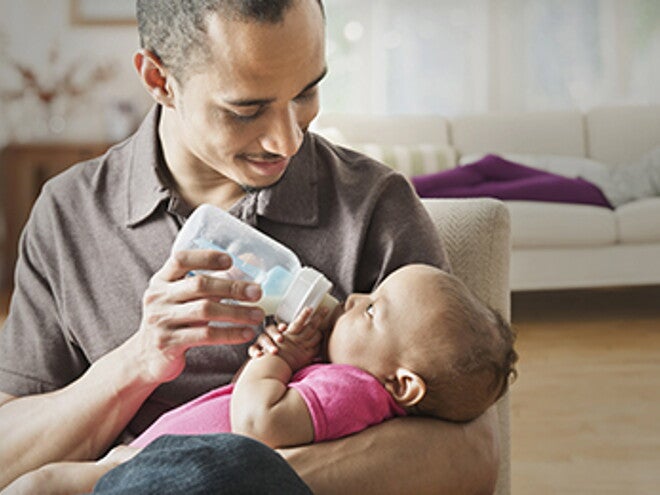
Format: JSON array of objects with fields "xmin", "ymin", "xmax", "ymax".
[{"xmin": 326, "ymin": 264, "xmax": 517, "ymax": 422}]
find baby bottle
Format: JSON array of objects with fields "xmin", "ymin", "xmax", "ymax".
[{"xmin": 172, "ymin": 204, "xmax": 339, "ymax": 324}]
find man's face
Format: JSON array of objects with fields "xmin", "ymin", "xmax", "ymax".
[{"xmin": 167, "ymin": 0, "xmax": 326, "ymax": 189}]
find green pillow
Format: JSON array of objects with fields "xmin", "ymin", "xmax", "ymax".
[{"xmin": 353, "ymin": 143, "xmax": 457, "ymax": 176}]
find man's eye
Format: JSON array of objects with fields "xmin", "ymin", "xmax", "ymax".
[
  {"xmin": 224, "ymin": 106, "xmax": 263, "ymax": 122},
  {"xmin": 295, "ymin": 88, "xmax": 318, "ymax": 102},
  {"xmin": 365, "ymin": 303, "xmax": 375, "ymax": 317},
  {"xmin": 230, "ymin": 110, "xmax": 261, "ymax": 122}
]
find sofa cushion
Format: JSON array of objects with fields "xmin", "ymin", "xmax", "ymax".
[
  {"xmin": 451, "ymin": 110, "xmax": 586, "ymax": 157},
  {"xmin": 311, "ymin": 126, "xmax": 457, "ymax": 176},
  {"xmin": 506, "ymin": 201, "xmax": 617, "ymax": 248},
  {"xmin": 352, "ymin": 143, "xmax": 456, "ymax": 176},
  {"xmin": 313, "ymin": 113, "xmax": 451, "ymax": 145},
  {"xmin": 586, "ymin": 104, "xmax": 660, "ymax": 166},
  {"xmin": 615, "ymin": 197, "xmax": 660, "ymax": 243}
]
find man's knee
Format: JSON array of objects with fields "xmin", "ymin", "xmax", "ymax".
[{"xmin": 94, "ymin": 434, "xmax": 312, "ymax": 494}]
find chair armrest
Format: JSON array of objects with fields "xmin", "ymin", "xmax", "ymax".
[{"xmin": 422, "ymin": 198, "xmax": 512, "ymax": 495}]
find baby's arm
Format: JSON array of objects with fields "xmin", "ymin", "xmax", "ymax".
[{"xmin": 231, "ymin": 307, "xmax": 324, "ymax": 449}]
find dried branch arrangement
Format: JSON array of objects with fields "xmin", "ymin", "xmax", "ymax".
[{"xmin": 0, "ymin": 44, "xmax": 115, "ymax": 108}]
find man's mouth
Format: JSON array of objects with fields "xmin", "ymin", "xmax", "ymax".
[{"xmin": 241, "ymin": 155, "xmax": 290, "ymax": 177}]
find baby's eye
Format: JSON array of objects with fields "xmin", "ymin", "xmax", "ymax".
[{"xmin": 365, "ymin": 303, "xmax": 375, "ymax": 317}]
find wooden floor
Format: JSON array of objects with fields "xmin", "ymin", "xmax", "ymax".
[
  {"xmin": 510, "ymin": 286, "xmax": 660, "ymax": 495},
  {"xmin": 1, "ymin": 286, "xmax": 659, "ymax": 494}
]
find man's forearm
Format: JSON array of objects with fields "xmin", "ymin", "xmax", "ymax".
[
  {"xmin": 280, "ymin": 406, "xmax": 500, "ymax": 495},
  {"xmin": 0, "ymin": 343, "xmax": 158, "ymax": 490}
]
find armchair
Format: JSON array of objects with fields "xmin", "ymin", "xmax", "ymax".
[{"xmin": 422, "ymin": 198, "xmax": 512, "ymax": 495}]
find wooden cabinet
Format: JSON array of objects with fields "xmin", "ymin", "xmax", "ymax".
[{"xmin": 1, "ymin": 142, "xmax": 110, "ymax": 291}]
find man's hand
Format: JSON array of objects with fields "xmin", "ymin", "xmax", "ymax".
[
  {"xmin": 280, "ymin": 408, "xmax": 500, "ymax": 495},
  {"xmin": 0, "ymin": 249, "xmax": 267, "ymax": 489},
  {"xmin": 130, "ymin": 249, "xmax": 265, "ymax": 385}
]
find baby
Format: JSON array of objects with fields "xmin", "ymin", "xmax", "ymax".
[{"xmin": 5, "ymin": 263, "xmax": 517, "ymax": 494}]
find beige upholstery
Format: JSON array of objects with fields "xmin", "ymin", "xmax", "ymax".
[
  {"xmin": 422, "ymin": 198, "xmax": 512, "ymax": 495},
  {"xmin": 315, "ymin": 104, "xmax": 660, "ymax": 291},
  {"xmin": 586, "ymin": 105, "xmax": 660, "ymax": 166},
  {"xmin": 450, "ymin": 110, "xmax": 585, "ymax": 157},
  {"xmin": 313, "ymin": 114, "xmax": 450, "ymax": 145}
]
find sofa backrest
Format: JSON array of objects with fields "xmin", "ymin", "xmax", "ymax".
[
  {"xmin": 450, "ymin": 110, "xmax": 586, "ymax": 158},
  {"xmin": 312, "ymin": 113, "xmax": 457, "ymax": 174},
  {"xmin": 313, "ymin": 113, "xmax": 450, "ymax": 145},
  {"xmin": 314, "ymin": 105, "xmax": 659, "ymax": 176},
  {"xmin": 586, "ymin": 104, "xmax": 660, "ymax": 166}
]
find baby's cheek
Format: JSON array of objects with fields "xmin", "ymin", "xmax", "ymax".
[{"xmin": 327, "ymin": 328, "xmax": 356, "ymax": 363}]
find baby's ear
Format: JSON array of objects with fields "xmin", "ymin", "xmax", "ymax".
[{"xmin": 384, "ymin": 368, "xmax": 426, "ymax": 407}]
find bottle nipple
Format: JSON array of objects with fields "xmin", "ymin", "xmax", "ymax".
[
  {"xmin": 276, "ymin": 267, "xmax": 334, "ymax": 323},
  {"xmin": 317, "ymin": 292, "xmax": 341, "ymax": 330}
]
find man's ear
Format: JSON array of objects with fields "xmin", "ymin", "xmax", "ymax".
[
  {"xmin": 133, "ymin": 49, "xmax": 175, "ymax": 108},
  {"xmin": 384, "ymin": 368, "xmax": 427, "ymax": 407}
]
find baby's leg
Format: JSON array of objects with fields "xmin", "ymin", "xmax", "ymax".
[
  {"xmin": 2, "ymin": 461, "xmax": 111, "ymax": 495},
  {"xmin": 2, "ymin": 446, "xmax": 139, "ymax": 495}
]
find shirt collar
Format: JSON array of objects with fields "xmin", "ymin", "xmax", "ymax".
[
  {"xmin": 125, "ymin": 104, "xmax": 319, "ymax": 227},
  {"xmin": 250, "ymin": 133, "xmax": 319, "ymax": 226},
  {"xmin": 125, "ymin": 105, "xmax": 171, "ymax": 227}
]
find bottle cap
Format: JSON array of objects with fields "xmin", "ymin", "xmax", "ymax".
[{"xmin": 276, "ymin": 267, "xmax": 333, "ymax": 323}]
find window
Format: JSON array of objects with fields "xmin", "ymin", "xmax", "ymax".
[{"xmin": 321, "ymin": 0, "xmax": 660, "ymax": 115}]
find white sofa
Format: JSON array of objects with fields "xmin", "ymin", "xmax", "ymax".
[{"xmin": 314, "ymin": 104, "xmax": 660, "ymax": 291}]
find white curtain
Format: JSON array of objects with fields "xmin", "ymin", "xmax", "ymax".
[{"xmin": 321, "ymin": 0, "xmax": 660, "ymax": 115}]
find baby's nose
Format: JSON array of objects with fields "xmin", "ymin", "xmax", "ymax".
[
  {"xmin": 345, "ymin": 293, "xmax": 369, "ymax": 311},
  {"xmin": 344, "ymin": 294, "xmax": 359, "ymax": 310}
]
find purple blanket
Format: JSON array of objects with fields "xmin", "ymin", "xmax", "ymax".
[{"xmin": 412, "ymin": 154, "xmax": 612, "ymax": 208}]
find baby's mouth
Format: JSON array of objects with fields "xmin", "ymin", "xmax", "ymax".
[{"xmin": 319, "ymin": 302, "xmax": 345, "ymax": 361}]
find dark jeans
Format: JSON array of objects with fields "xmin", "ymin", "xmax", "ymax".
[{"xmin": 92, "ymin": 434, "xmax": 313, "ymax": 494}]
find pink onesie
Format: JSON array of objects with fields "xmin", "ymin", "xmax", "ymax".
[{"xmin": 132, "ymin": 363, "xmax": 406, "ymax": 448}]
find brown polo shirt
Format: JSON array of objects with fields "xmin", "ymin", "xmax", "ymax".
[{"xmin": 0, "ymin": 105, "xmax": 448, "ymax": 437}]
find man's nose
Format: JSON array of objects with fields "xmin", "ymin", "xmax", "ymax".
[{"xmin": 260, "ymin": 105, "xmax": 304, "ymax": 157}]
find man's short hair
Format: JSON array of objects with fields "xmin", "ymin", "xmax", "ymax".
[{"xmin": 136, "ymin": 0, "xmax": 325, "ymax": 83}]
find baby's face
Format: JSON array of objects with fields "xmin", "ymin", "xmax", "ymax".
[{"xmin": 326, "ymin": 264, "xmax": 447, "ymax": 381}]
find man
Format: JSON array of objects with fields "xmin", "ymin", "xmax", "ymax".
[{"xmin": 0, "ymin": 1, "xmax": 499, "ymax": 493}]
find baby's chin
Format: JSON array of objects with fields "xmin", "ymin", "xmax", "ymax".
[
  {"xmin": 323, "ymin": 302, "xmax": 344, "ymax": 331},
  {"xmin": 319, "ymin": 328, "xmax": 332, "ymax": 363}
]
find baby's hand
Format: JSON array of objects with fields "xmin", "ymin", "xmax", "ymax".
[
  {"xmin": 276, "ymin": 307, "xmax": 326, "ymax": 371},
  {"xmin": 249, "ymin": 307, "xmax": 326, "ymax": 371}
]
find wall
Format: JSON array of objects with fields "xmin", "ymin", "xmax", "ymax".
[
  {"xmin": 0, "ymin": 0, "xmax": 154, "ymax": 282},
  {"xmin": 2, "ymin": 1, "xmax": 658, "ymax": 139},
  {"xmin": 321, "ymin": 0, "xmax": 660, "ymax": 115},
  {"xmin": 0, "ymin": 0, "xmax": 152, "ymax": 145}
]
